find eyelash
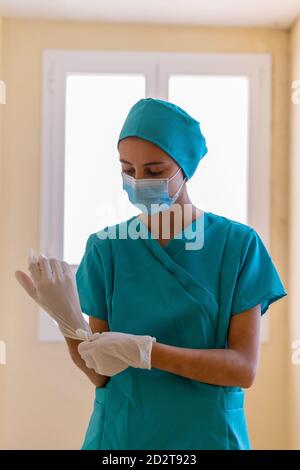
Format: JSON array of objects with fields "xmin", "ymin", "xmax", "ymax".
[{"xmin": 123, "ymin": 169, "xmax": 164, "ymax": 176}]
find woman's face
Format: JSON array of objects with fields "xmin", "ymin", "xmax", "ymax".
[{"xmin": 118, "ymin": 137, "xmax": 185, "ymax": 197}]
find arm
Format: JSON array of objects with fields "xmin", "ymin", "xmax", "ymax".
[
  {"xmin": 151, "ymin": 304, "xmax": 261, "ymax": 388},
  {"xmin": 67, "ymin": 316, "xmax": 111, "ymax": 387}
]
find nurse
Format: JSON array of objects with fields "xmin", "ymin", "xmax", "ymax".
[
  {"xmin": 75, "ymin": 98, "xmax": 287, "ymax": 450},
  {"xmin": 16, "ymin": 98, "xmax": 287, "ymax": 450}
]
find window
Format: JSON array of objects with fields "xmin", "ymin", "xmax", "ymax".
[
  {"xmin": 169, "ymin": 74, "xmax": 249, "ymax": 224},
  {"xmin": 64, "ymin": 73, "xmax": 145, "ymax": 264},
  {"xmin": 40, "ymin": 50, "xmax": 271, "ymax": 342}
]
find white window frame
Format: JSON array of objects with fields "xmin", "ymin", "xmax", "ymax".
[{"xmin": 39, "ymin": 50, "xmax": 271, "ymax": 342}]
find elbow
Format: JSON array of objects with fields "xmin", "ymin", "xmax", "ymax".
[{"xmin": 240, "ymin": 365, "xmax": 256, "ymax": 389}]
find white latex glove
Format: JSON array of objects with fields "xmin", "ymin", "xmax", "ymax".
[
  {"xmin": 78, "ymin": 331, "xmax": 157, "ymax": 376},
  {"xmin": 77, "ymin": 333, "xmax": 129, "ymax": 376},
  {"xmin": 15, "ymin": 249, "xmax": 92, "ymax": 341}
]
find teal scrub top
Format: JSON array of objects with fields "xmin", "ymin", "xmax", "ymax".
[{"xmin": 75, "ymin": 211, "xmax": 287, "ymax": 450}]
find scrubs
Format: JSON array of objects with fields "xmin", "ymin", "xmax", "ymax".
[{"xmin": 75, "ymin": 211, "xmax": 287, "ymax": 450}]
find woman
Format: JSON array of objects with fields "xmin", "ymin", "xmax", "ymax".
[{"xmin": 16, "ymin": 98, "xmax": 287, "ymax": 450}]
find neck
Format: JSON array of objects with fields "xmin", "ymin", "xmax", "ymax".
[{"xmin": 139, "ymin": 186, "xmax": 203, "ymax": 236}]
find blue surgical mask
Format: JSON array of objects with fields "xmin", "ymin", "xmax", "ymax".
[{"xmin": 122, "ymin": 167, "xmax": 186, "ymax": 214}]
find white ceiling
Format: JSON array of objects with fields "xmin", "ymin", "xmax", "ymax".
[{"xmin": 0, "ymin": 0, "xmax": 299, "ymax": 29}]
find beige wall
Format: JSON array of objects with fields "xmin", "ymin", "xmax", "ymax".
[
  {"xmin": 0, "ymin": 18, "xmax": 289, "ymax": 449},
  {"xmin": 289, "ymin": 16, "xmax": 300, "ymax": 450},
  {"xmin": 0, "ymin": 15, "xmax": 6, "ymax": 448}
]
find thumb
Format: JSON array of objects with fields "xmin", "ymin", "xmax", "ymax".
[
  {"xmin": 89, "ymin": 332, "xmax": 102, "ymax": 342},
  {"xmin": 15, "ymin": 270, "xmax": 36, "ymax": 298}
]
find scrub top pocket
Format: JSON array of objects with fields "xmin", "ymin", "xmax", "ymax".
[
  {"xmin": 224, "ymin": 388, "xmax": 251, "ymax": 450},
  {"xmin": 81, "ymin": 385, "xmax": 109, "ymax": 450}
]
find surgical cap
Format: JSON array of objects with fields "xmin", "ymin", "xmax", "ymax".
[{"xmin": 117, "ymin": 98, "xmax": 208, "ymax": 180}]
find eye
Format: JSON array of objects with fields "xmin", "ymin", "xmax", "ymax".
[
  {"xmin": 147, "ymin": 170, "xmax": 164, "ymax": 176},
  {"xmin": 122, "ymin": 168, "xmax": 134, "ymax": 175}
]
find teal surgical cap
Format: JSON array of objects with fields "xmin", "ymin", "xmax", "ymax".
[{"xmin": 117, "ymin": 98, "xmax": 208, "ymax": 180}]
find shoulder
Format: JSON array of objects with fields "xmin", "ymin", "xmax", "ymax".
[
  {"xmin": 207, "ymin": 211, "xmax": 255, "ymax": 242},
  {"xmin": 208, "ymin": 213, "xmax": 271, "ymax": 271},
  {"xmin": 86, "ymin": 215, "xmax": 137, "ymax": 252}
]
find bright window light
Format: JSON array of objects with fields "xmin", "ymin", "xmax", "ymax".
[
  {"xmin": 64, "ymin": 74, "xmax": 145, "ymax": 264},
  {"xmin": 169, "ymin": 75, "xmax": 249, "ymax": 223}
]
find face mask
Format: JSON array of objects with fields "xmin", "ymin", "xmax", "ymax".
[{"xmin": 122, "ymin": 167, "xmax": 186, "ymax": 214}]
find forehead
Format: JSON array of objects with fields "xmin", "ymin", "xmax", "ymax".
[{"xmin": 118, "ymin": 137, "xmax": 170, "ymax": 159}]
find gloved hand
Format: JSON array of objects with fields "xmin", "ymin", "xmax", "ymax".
[
  {"xmin": 78, "ymin": 331, "xmax": 157, "ymax": 376},
  {"xmin": 15, "ymin": 249, "xmax": 92, "ymax": 341},
  {"xmin": 77, "ymin": 333, "xmax": 130, "ymax": 376}
]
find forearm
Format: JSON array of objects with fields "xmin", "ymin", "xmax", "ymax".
[
  {"xmin": 65, "ymin": 336, "xmax": 110, "ymax": 388},
  {"xmin": 151, "ymin": 342, "xmax": 254, "ymax": 388}
]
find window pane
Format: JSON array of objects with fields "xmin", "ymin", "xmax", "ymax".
[
  {"xmin": 169, "ymin": 75, "xmax": 249, "ymax": 223},
  {"xmin": 64, "ymin": 74, "xmax": 145, "ymax": 264}
]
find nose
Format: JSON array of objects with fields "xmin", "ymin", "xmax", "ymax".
[{"xmin": 134, "ymin": 168, "xmax": 147, "ymax": 179}]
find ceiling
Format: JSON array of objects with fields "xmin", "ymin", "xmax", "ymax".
[{"xmin": 0, "ymin": 0, "xmax": 299, "ymax": 29}]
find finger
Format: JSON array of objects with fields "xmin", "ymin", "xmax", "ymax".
[
  {"xmin": 49, "ymin": 258, "xmax": 63, "ymax": 280},
  {"xmin": 37, "ymin": 254, "xmax": 44, "ymax": 279},
  {"xmin": 84, "ymin": 356, "xmax": 98, "ymax": 372},
  {"xmin": 100, "ymin": 331, "xmax": 128, "ymax": 338},
  {"xmin": 77, "ymin": 344, "xmax": 97, "ymax": 367},
  {"xmin": 78, "ymin": 348, "xmax": 97, "ymax": 370},
  {"xmin": 38, "ymin": 255, "xmax": 52, "ymax": 282},
  {"xmin": 61, "ymin": 261, "xmax": 72, "ymax": 276},
  {"xmin": 28, "ymin": 249, "xmax": 42, "ymax": 274},
  {"xmin": 76, "ymin": 329, "xmax": 90, "ymax": 341},
  {"xmin": 28, "ymin": 262, "xmax": 41, "ymax": 283},
  {"xmin": 28, "ymin": 248, "xmax": 38, "ymax": 265},
  {"xmin": 108, "ymin": 361, "xmax": 129, "ymax": 376},
  {"xmin": 15, "ymin": 270, "xmax": 36, "ymax": 298},
  {"xmin": 63, "ymin": 330, "xmax": 86, "ymax": 341},
  {"xmin": 89, "ymin": 332, "xmax": 101, "ymax": 342},
  {"xmin": 77, "ymin": 341, "xmax": 93, "ymax": 355}
]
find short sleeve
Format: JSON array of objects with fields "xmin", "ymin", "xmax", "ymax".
[
  {"xmin": 231, "ymin": 228, "xmax": 287, "ymax": 316},
  {"xmin": 75, "ymin": 234, "xmax": 108, "ymax": 321}
]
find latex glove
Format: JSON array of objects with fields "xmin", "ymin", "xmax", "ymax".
[
  {"xmin": 15, "ymin": 249, "xmax": 92, "ymax": 341},
  {"xmin": 78, "ymin": 331, "xmax": 157, "ymax": 376},
  {"xmin": 77, "ymin": 333, "xmax": 130, "ymax": 376}
]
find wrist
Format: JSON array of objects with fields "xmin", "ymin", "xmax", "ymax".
[{"xmin": 150, "ymin": 341, "xmax": 165, "ymax": 369}]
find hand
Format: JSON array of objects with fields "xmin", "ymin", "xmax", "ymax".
[
  {"xmin": 78, "ymin": 331, "xmax": 157, "ymax": 376},
  {"xmin": 15, "ymin": 250, "xmax": 91, "ymax": 340},
  {"xmin": 77, "ymin": 333, "xmax": 129, "ymax": 376}
]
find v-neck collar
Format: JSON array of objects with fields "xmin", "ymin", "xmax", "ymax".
[{"xmin": 134, "ymin": 211, "xmax": 213, "ymax": 255}]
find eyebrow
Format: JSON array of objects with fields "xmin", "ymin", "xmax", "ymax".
[{"xmin": 120, "ymin": 159, "xmax": 168, "ymax": 167}]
